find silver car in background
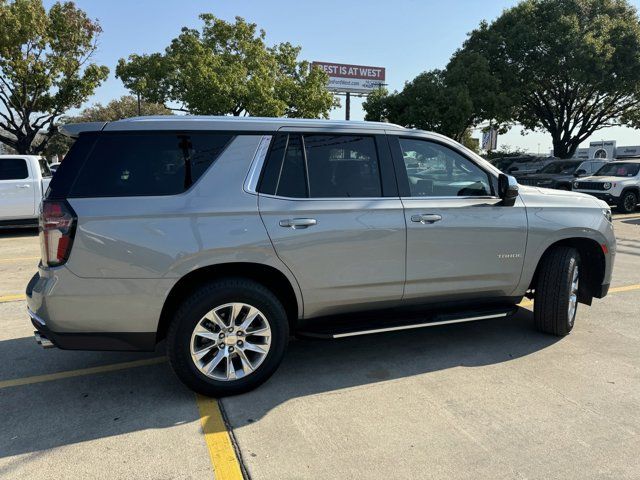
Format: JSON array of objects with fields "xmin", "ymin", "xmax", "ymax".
[{"xmin": 26, "ymin": 116, "xmax": 615, "ymax": 396}]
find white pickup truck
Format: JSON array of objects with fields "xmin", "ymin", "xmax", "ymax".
[{"xmin": 0, "ymin": 155, "xmax": 52, "ymax": 227}]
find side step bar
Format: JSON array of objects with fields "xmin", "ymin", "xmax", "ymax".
[{"xmin": 297, "ymin": 307, "xmax": 517, "ymax": 339}]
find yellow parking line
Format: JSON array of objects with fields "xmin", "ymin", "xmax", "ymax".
[
  {"xmin": 0, "ymin": 294, "xmax": 25, "ymax": 303},
  {"xmin": 0, "ymin": 357, "xmax": 166, "ymax": 390},
  {"xmin": 196, "ymin": 395, "xmax": 245, "ymax": 480},
  {"xmin": 0, "ymin": 256, "xmax": 39, "ymax": 263},
  {"xmin": 519, "ymin": 299, "xmax": 534, "ymax": 308},
  {"xmin": 610, "ymin": 284, "xmax": 640, "ymax": 293}
]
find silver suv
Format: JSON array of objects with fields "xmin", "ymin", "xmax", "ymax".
[{"xmin": 27, "ymin": 117, "xmax": 616, "ymax": 396}]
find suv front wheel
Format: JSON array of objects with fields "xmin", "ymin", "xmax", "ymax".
[
  {"xmin": 167, "ymin": 278, "xmax": 289, "ymax": 397},
  {"xmin": 534, "ymin": 246, "xmax": 580, "ymax": 336}
]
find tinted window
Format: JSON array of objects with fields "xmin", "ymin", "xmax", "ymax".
[
  {"xmin": 0, "ymin": 158, "xmax": 28, "ymax": 180},
  {"xmin": 539, "ymin": 161, "xmax": 580, "ymax": 174},
  {"xmin": 276, "ymin": 134, "xmax": 307, "ymax": 198},
  {"xmin": 399, "ymin": 139, "xmax": 492, "ymax": 197},
  {"xmin": 304, "ymin": 135, "xmax": 381, "ymax": 198},
  {"xmin": 69, "ymin": 133, "xmax": 232, "ymax": 197},
  {"xmin": 259, "ymin": 134, "xmax": 383, "ymax": 198},
  {"xmin": 259, "ymin": 134, "xmax": 287, "ymax": 195}
]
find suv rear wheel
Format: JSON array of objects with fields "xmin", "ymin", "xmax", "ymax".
[
  {"xmin": 167, "ymin": 278, "xmax": 288, "ymax": 397},
  {"xmin": 618, "ymin": 190, "xmax": 638, "ymax": 214},
  {"xmin": 534, "ymin": 246, "xmax": 580, "ymax": 336}
]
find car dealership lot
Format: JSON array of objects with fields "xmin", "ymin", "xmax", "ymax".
[{"xmin": 1, "ymin": 214, "xmax": 639, "ymax": 480}]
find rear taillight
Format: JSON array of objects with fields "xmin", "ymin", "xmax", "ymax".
[{"xmin": 39, "ymin": 200, "xmax": 77, "ymax": 267}]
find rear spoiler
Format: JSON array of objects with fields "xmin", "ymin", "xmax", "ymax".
[{"xmin": 59, "ymin": 122, "xmax": 106, "ymax": 139}]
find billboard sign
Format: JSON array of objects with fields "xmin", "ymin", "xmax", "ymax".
[{"xmin": 312, "ymin": 61, "xmax": 385, "ymax": 93}]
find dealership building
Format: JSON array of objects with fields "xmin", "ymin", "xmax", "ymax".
[{"xmin": 572, "ymin": 140, "xmax": 640, "ymax": 160}]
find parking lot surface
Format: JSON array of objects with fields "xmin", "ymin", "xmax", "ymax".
[{"xmin": 1, "ymin": 214, "xmax": 639, "ymax": 479}]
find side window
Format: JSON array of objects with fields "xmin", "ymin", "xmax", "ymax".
[
  {"xmin": 259, "ymin": 134, "xmax": 383, "ymax": 198},
  {"xmin": 304, "ymin": 135, "xmax": 381, "ymax": 198},
  {"xmin": 69, "ymin": 132, "xmax": 232, "ymax": 197},
  {"xmin": 0, "ymin": 158, "xmax": 28, "ymax": 180},
  {"xmin": 276, "ymin": 134, "xmax": 307, "ymax": 198},
  {"xmin": 398, "ymin": 138, "xmax": 492, "ymax": 197}
]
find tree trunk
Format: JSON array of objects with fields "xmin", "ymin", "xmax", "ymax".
[
  {"xmin": 552, "ymin": 136, "xmax": 580, "ymax": 159},
  {"xmin": 15, "ymin": 135, "xmax": 34, "ymax": 155}
]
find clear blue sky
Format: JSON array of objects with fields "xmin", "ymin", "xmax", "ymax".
[{"xmin": 46, "ymin": 0, "xmax": 640, "ymax": 153}]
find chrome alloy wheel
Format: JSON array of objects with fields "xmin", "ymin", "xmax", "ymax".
[
  {"xmin": 568, "ymin": 265, "xmax": 579, "ymax": 326},
  {"xmin": 190, "ymin": 302, "xmax": 272, "ymax": 381}
]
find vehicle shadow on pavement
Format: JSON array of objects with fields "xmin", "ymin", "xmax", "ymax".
[
  {"xmin": 0, "ymin": 339, "xmax": 195, "ymax": 465},
  {"xmin": 0, "ymin": 308, "xmax": 556, "ymax": 462},
  {"xmin": 222, "ymin": 308, "xmax": 560, "ymax": 425}
]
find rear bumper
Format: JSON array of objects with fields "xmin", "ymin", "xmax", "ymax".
[
  {"xmin": 26, "ymin": 268, "xmax": 172, "ymax": 352},
  {"xmin": 29, "ymin": 307, "xmax": 156, "ymax": 351}
]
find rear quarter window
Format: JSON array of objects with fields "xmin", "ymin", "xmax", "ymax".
[{"xmin": 67, "ymin": 132, "xmax": 233, "ymax": 198}]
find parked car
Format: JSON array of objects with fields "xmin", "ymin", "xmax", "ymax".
[
  {"xmin": 49, "ymin": 162, "xmax": 61, "ymax": 174},
  {"xmin": 27, "ymin": 116, "xmax": 615, "ymax": 396},
  {"xmin": 573, "ymin": 159, "xmax": 640, "ymax": 213},
  {"xmin": 489, "ymin": 157, "xmax": 518, "ymax": 172},
  {"xmin": 0, "ymin": 155, "xmax": 51, "ymax": 227},
  {"xmin": 515, "ymin": 159, "xmax": 607, "ymax": 190},
  {"xmin": 505, "ymin": 156, "xmax": 555, "ymax": 175}
]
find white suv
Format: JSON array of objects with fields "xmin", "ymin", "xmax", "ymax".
[{"xmin": 573, "ymin": 160, "xmax": 640, "ymax": 213}]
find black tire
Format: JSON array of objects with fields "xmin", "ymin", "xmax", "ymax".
[
  {"xmin": 618, "ymin": 190, "xmax": 638, "ymax": 214},
  {"xmin": 534, "ymin": 246, "xmax": 580, "ymax": 336},
  {"xmin": 167, "ymin": 278, "xmax": 289, "ymax": 397}
]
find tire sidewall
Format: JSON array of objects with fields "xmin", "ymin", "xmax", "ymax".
[
  {"xmin": 620, "ymin": 191, "xmax": 638, "ymax": 213},
  {"xmin": 169, "ymin": 281, "xmax": 288, "ymax": 395}
]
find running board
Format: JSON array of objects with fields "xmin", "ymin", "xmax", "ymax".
[{"xmin": 297, "ymin": 307, "xmax": 517, "ymax": 339}]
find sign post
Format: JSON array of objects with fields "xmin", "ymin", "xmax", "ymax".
[{"xmin": 312, "ymin": 61, "xmax": 386, "ymax": 121}]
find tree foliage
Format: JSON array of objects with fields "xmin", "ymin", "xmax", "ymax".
[
  {"xmin": 0, "ymin": 0, "xmax": 109, "ymax": 153},
  {"xmin": 116, "ymin": 15, "xmax": 335, "ymax": 118},
  {"xmin": 363, "ymin": 55, "xmax": 508, "ymax": 148},
  {"xmin": 71, "ymin": 95, "xmax": 172, "ymax": 122},
  {"xmin": 454, "ymin": 0, "xmax": 640, "ymax": 158}
]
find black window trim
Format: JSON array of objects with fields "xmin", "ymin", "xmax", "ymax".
[
  {"xmin": 65, "ymin": 130, "xmax": 237, "ymax": 199},
  {"xmin": 389, "ymin": 135, "xmax": 499, "ymax": 199},
  {"xmin": 257, "ymin": 131, "xmax": 399, "ymax": 200}
]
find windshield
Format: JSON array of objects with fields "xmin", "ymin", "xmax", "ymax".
[
  {"xmin": 594, "ymin": 163, "xmax": 640, "ymax": 177},
  {"xmin": 539, "ymin": 161, "xmax": 580, "ymax": 174}
]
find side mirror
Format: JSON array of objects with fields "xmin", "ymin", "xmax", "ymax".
[
  {"xmin": 574, "ymin": 169, "xmax": 587, "ymax": 177},
  {"xmin": 498, "ymin": 174, "xmax": 519, "ymax": 207}
]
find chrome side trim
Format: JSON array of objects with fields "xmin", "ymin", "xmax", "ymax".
[
  {"xmin": 28, "ymin": 307, "xmax": 46, "ymax": 327},
  {"xmin": 310, "ymin": 312, "xmax": 510, "ymax": 339},
  {"xmin": 244, "ymin": 135, "xmax": 273, "ymax": 194}
]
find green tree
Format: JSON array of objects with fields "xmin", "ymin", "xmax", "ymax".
[
  {"xmin": 0, "ymin": 0, "xmax": 109, "ymax": 154},
  {"xmin": 116, "ymin": 15, "xmax": 335, "ymax": 118},
  {"xmin": 454, "ymin": 0, "xmax": 640, "ymax": 158},
  {"xmin": 363, "ymin": 70, "xmax": 475, "ymax": 143},
  {"xmin": 72, "ymin": 95, "xmax": 172, "ymax": 122}
]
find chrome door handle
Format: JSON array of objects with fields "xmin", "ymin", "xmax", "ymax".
[
  {"xmin": 411, "ymin": 213, "xmax": 442, "ymax": 224},
  {"xmin": 279, "ymin": 218, "xmax": 317, "ymax": 229}
]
